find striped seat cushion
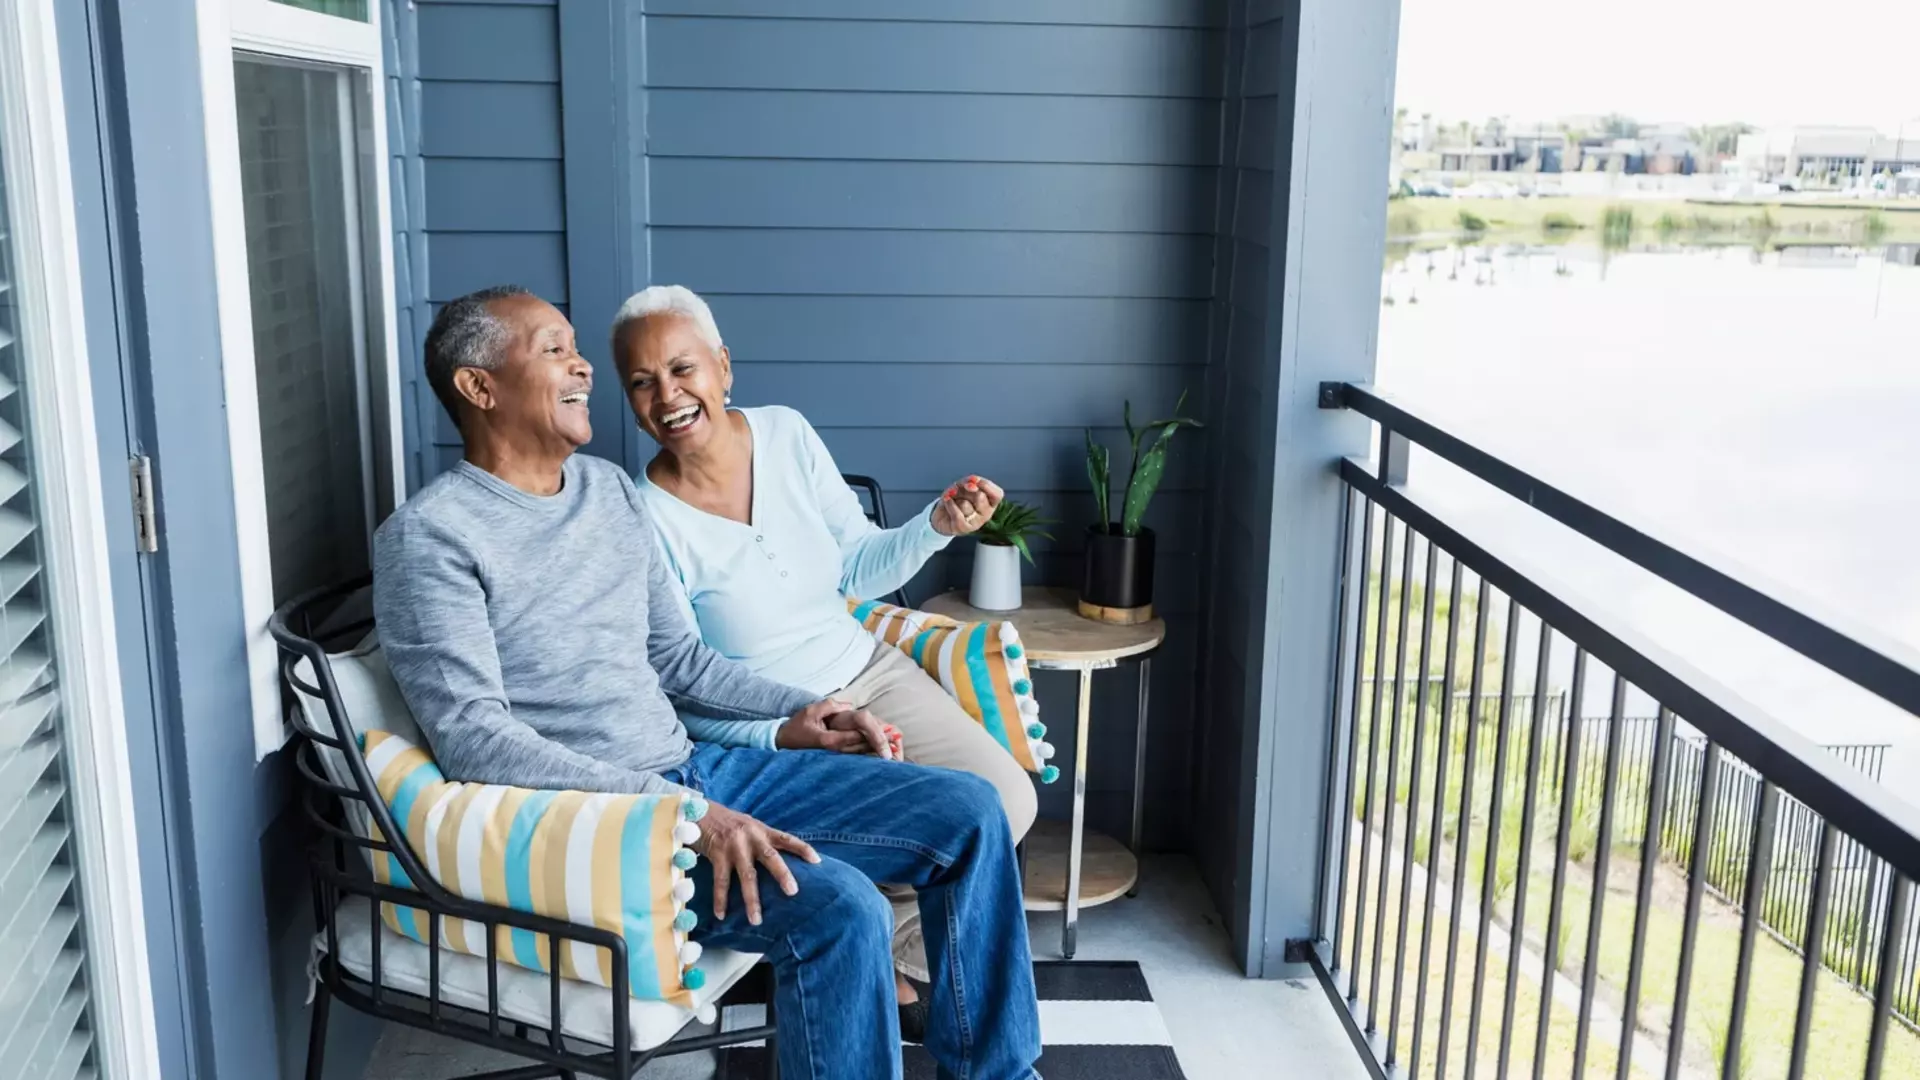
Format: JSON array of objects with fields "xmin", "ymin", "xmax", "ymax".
[
  {"xmin": 359, "ymin": 730, "xmax": 709, "ymax": 1006},
  {"xmin": 848, "ymin": 599, "xmax": 1058, "ymax": 783}
]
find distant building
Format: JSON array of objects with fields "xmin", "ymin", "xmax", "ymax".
[
  {"xmin": 1637, "ymin": 122, "xmax": 1701, "ymax": 175},
  {"xmin": 1735, "ymin": 127, "xmax": 1920, "ymax": 186}
]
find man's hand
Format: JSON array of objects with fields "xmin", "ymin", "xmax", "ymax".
[
  {"xmin": 693, "ymin": 802, "xmax": 820, "ymax": 925},
  {"xmin": 777, "ymin": 699, "xmax": 899, "ymax": 759}
]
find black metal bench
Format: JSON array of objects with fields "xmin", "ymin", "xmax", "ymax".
[{"xmin": 272, "ymin": 578, "xmax": 777, "ymax": 1080}]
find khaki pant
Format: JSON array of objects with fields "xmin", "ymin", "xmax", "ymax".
[{"xmin": 837, "ymin": 643, "xmax": 1039, "ymax": 979}]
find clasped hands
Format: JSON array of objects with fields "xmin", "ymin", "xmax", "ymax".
[{"xmin": 695, "ymin": 699, "xmax": 903, "ymax": 925}]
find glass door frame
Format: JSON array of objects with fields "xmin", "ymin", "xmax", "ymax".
[
  {"xmin": 0, "ymin": 1, "xmax": 166, "ymax": 1076},
  {"xmin": 193, "ymin": 0, "xmax": 403, "ymax": 759}
]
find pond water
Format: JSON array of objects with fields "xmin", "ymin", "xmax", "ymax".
[{"xmin": 1375, "ymin": 241, "xmax": 1920, "ymax": 793}]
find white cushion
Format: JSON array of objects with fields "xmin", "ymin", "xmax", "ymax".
[
  {"xmin": 293, "ymin": 637, "xmax": 421, "ymax": 868},
  {"xmin": 321, "ymin": 896, "xmax": 763, "ymax": 1051}
]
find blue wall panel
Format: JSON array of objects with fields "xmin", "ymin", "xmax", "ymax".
[
  {"xmin": 652, "ymin": 230, "xmax": 1213, "ymax": 299},
  {"xmin": 642, "ymin": 3, "xmax": 1228, "ymax": 850},
  {"xmin": 646, "ymin": 90, "xmax": 1222, "ymax": 165},
  {"xmin": 646, "ymin": 17, "xmax": 1224, "ymax": 96},
  {"xmin": 1191, "ymin": 0, "xmax": 1286, "ymax": 954},
  {"xmin": 420, "ymin": 83, "xmax": 563, "ymax": 157},
  {"xmin": 409, "ymin": 0, "xmax": 571, "ymax": 482},
  {"xmin": 645, "ymin": 0, "xmax": 1227, "ymax": 26},
  {"xmin": 701, "ymin": 295, "xmax": 1212, "ymax": 365},
  {"xmin": 649, "ymin": 160, "xmax": 1219, "ymax": 234}
]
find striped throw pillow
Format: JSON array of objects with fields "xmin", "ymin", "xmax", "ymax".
[
  {"xmin": 848, "ymin": 599, "xmax": 1058, "ymax": 783},
  {"xmin": 359, "ymin": 730, "xmax": 710, "ymax": 1005}
]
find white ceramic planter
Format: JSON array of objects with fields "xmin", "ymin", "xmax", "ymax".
[{"xmin": 969, "ymin": 542, "xmax": 1023, "ymax": 611}]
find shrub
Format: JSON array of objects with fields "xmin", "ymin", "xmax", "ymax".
[
  {"xmin": 1540, "ymin": 211, "xmax": 1580, "ymax": 232},
  {"xmin": 1601, "ymin": 205, "xmax": 1635, "ymax": 246},
  {"xmin": 1456, "ymin": 209, "xmax": 1489, "ymax": 233}
]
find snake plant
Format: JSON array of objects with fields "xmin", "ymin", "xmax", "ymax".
[{"xmin": 1086, "ymin": 391, "xmax": 1203, "ymax": 537}]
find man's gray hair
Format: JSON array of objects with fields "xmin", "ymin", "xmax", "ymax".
[
  {"xmin": 424, "ymin": 284, "xmax": 533, "ymax": 426},
  {"xmin": 610, "ymin": 285, "xmax": 724, "ymax": 366}
]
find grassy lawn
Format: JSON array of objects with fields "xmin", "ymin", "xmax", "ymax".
[
  {"xmin": 1384, "ymin": 194, "xmax": 1920, "ymax": 244},
  {"xmin": 1340, "ymin": 837, "xmax": 1651, "ymax": 1080},
  {"xmin": 1343, "ymin": 698, "xmax": 1919, "ymax": 1075},
  {"xmin": 1343, "ymin": 813, "xmax": 1920, "ymax": 1079},
  {"xmin": 1518, "ymin": 844, "xmax": 1920, "ymax": 1079},
  {"xmin": 1344, "ymin": 576, "xmax": 1920, "ymax": 1077}
]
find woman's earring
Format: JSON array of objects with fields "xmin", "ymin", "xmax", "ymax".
[{"xmin": 724, "ymin": 392, "xmax": 732, "ymax": 406}]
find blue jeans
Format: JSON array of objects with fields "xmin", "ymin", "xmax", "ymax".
[{"xmin": 666, "ymin": 743, "xmax": 1041, "ymax": 1080}]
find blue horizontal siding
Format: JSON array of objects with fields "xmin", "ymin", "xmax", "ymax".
[
  {"xmin": 420, "ymin": 83, "xmax": 563, "ymax": 158},
  {"xmin": 812, "ymin": 426, "xmax": 1204, "ymax": 492},
  {"xmin": 647, "ymin": 17, "xmax": 1224, "ymax": 97},
  {"xmin": 417, "ymin": 3, "xmax": 559, "ymax": 81},
  {"xmin": 646, "ymin": 90, "xmax": 1222, "ymax": 165},
  {"xmin": 650, "ymin": 160, "xmax": 1217, "ymax": 233},
  {"xmin": 876, "ymin": 489, "xmax": 1205, "ymax": 557},
  {"xmin": 637, "ymin": 0, "xmax": 1230, "ymax": 849},
  {"xmin": 729, "ymin": 362, "xmax": 1202, "ymax": 427},
  {"xmin": 423, "ymin": 159, "xmax": 565, "ymax": 230},
  {"xmin": 644, "ymin": 0, "xmax": 1227, "ymax": 27},
  {"xmin": 704, "ymin": 295, "xmax": 1210, "ymax": 364},
  {"xmin": 653, "ymin": 229, "xmax": 1213, "ymax": 298},
  {"xmin": 427, "ymin": 232, "xmax": 567, "ymax": 301},
  {"xmin": 411, "ymin": 0, "xmax": 569, "ymax": 401}
]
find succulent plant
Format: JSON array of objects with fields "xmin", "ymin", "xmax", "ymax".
[
  {"xmin": 975, "ymin": 499, "xmax": 1056, "ymax": 566},
  {"xmin": 1087, "ymin": 391, "xmax": 1203, "ymax": 537}
]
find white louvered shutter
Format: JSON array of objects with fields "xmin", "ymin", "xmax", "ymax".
[{"xmin": 0, "ymin": 75, "xmax": 102, "ymax": 1080}]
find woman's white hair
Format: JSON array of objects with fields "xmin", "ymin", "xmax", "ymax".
[{"xmin": 611, "ymin": 285, "xmax": 724, "ymax": 362}]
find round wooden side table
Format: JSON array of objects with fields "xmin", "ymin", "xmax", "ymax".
[{"xmin": 922, "ymin": 586, "xmax": 1165, "ymax": 959}]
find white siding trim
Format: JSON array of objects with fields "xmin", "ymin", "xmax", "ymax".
[{"xmin": 196, "ymin": 0, "xmax": 403, "ymax": 759}]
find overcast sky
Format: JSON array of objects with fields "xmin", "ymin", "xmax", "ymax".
[{"xmin": 1395, "ymin": 0, "xmax": 1920, "ymax": 133}]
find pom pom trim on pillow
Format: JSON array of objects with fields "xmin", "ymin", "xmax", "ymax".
[
  {"xmin": 847, "ymin": 599, "xmax": 1056, "ymax": 780},
  {"xmin": 359, "ymin": 730, "xmax": 706, "ymax": 1004}
]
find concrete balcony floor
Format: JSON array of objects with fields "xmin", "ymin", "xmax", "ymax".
[{"xmin": 363, "ymin": 855, "xmax": 1369, "ymax": 1080}]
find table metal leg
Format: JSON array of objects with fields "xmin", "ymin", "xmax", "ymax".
[
  {"xmin": 1128, "ymin": 657, "xmax": 1152, "ymax": 896},
  {"xmin": 1064, "ymin": 667, "xmax": 1093, "ymax": 959}
]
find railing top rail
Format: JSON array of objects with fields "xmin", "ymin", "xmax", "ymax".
[
  {"xmin": 1341, "ymin": 457, "xmax": 1920, "ymax": 882},
  {"xmin": 1328, "ymin": 381, "xmax": 1920, "ymax": 722}
]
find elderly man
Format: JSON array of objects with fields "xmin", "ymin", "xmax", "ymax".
[{"xmin": 373, "ymin": 285, "xmax": 1042, "ymax": 1080}]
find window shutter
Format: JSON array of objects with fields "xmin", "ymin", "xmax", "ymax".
[{"xmin": 0, "ymin": 98, "xmax": 101, "ymax": 1080}]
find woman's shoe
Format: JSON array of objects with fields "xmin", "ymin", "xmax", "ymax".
[{"xmin": 897, "ymin": 977, "xmax": 932, "ymax": 1044}]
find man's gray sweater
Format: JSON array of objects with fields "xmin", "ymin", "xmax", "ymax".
[{"xmin": 372, "ymin": 454, "xmax": 817, "ymax": 796}]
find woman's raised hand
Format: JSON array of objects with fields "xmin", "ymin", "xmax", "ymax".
[{"xmin": 931, "ymin": 475, "xmax": 1005, "ymax": 536}]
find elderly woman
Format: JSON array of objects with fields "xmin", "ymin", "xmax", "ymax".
[{"xmin": 610, "ymin": 284, "xmax": 1038, "ymax": 1023}]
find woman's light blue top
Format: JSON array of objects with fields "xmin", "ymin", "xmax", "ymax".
[{"xmin": 637, "ymin": 406, "xmax": 952, "ymax": 747}]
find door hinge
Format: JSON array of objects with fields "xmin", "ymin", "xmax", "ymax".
[{"xmin": 129, "ymin": 456, "xmax": 159, "ymax": 554}]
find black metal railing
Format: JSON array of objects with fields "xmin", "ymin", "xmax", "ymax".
[{"xmin": 1292, "ymin": 383, "xmax": 1920, "ymax": 1080}]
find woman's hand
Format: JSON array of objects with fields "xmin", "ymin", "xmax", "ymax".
[
  {"xmin": 931, "ymin": 475, "xmax": 1005, "ymax": 536},
  {"xmin": 777, "ymin": 699, "xmax": 900, "ymax": 759},
  {"xmin": 692, "ymin": 801, "xmax": 821, "ymax": 926}
]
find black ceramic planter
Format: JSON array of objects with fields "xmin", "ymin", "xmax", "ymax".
[{"xmin": 1080, "ymin": 524, "xmax": 1155, "ymax": 614}]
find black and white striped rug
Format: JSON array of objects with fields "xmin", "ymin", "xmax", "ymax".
[{"xmin": 715, "ymin": 961, "xmax": 1187, "ymax": 1079}]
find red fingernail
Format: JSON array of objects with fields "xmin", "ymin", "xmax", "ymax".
[{"xmin": 946, "ymin": 487, "xmax": 957, "ymax": 498}]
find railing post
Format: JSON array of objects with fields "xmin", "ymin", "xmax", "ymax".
[{"xmin": 1380, "ymin": 427, "xmax": 1410, "ymax": 487}]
